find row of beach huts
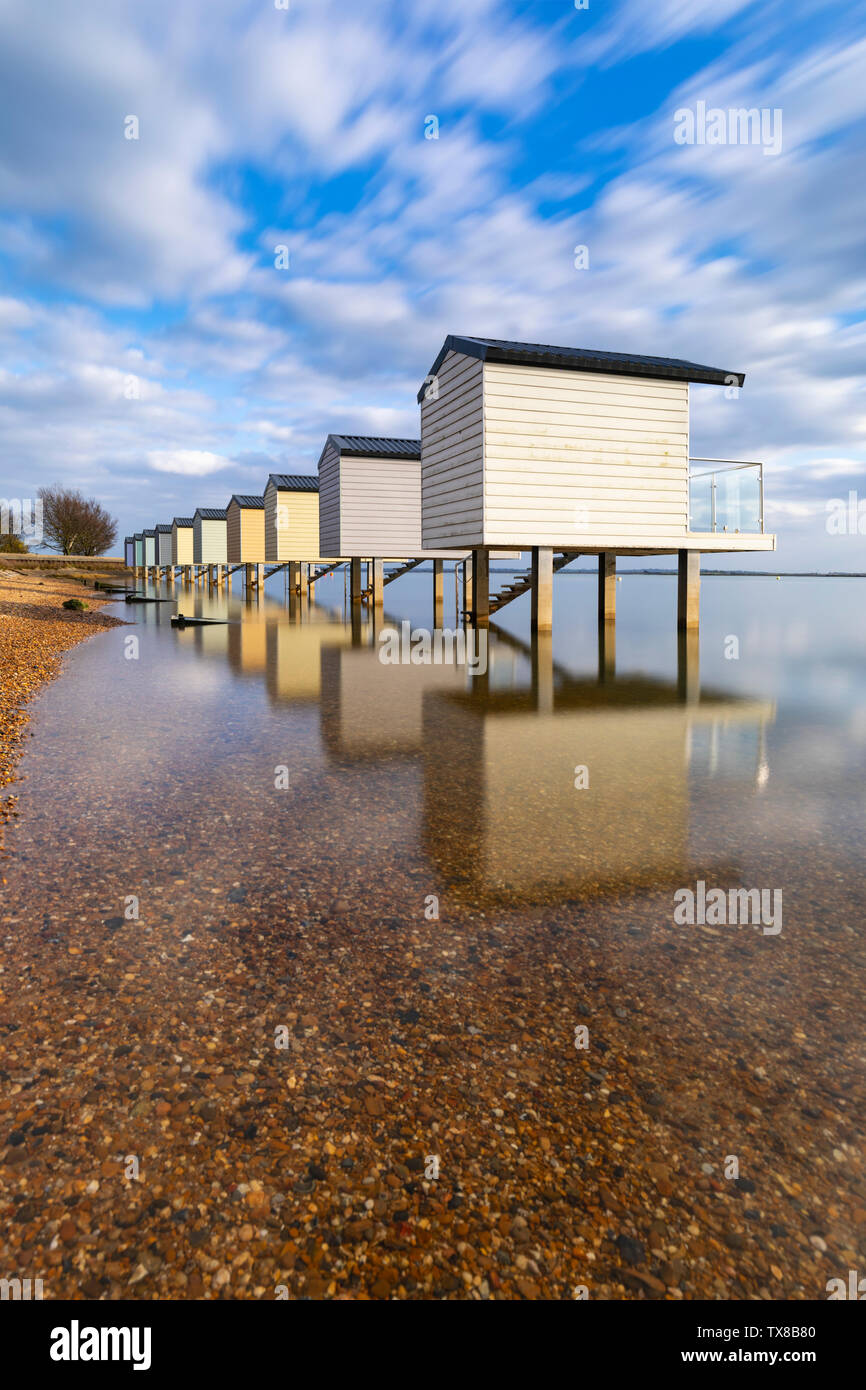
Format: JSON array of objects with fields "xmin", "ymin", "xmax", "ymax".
[{"xmin": 124, "ymin": 334, "xmax": 775, "ymax": 630}]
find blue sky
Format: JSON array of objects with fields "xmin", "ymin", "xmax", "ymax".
[{"xmin": 1, "ymin": 0, "xmax": 864, "ymax": 566}]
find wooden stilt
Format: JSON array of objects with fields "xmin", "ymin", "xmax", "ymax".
[
  {"xmin": 462, "ymin": 556, "xmax": 473, "ymax": 621},
  {"xmin": 677, "ymin": 627, "xmax": 700, "ymax": 703},
  {"xmin": 531, "ymin": 630, "xmax": 554, "ymax": 713},
  {"xmin": 350, "ymin": 557, "xmax": 363, "ymax": 605},
  {"xmin": 598, "ymin": 619, "xmax": 616, "ymax": 682},
  {"xmin": 371, "ymin": 557, "xmax": 384, "ymax": 607},
  {"xmin": 471, "ymin": 549, "xmax": 489, "ymax": 627},
  {"xmin": 433, "ymin": 558, "xmax": 444, "ymax": 627},
  {"xmin": 678, "ymin": 550, "xmax": 700, "ymax": 629},
  {"xmin": 598, "ymin": 553, "xmax": 616, "ymax": 623},
  {"xmin": 531, "ymin": 547, "xmax": 553, "ymax": 632}
]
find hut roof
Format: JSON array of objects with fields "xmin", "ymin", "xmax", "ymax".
[
  {"xmin": 267, "ymin": 474, "xmax": 320, "ymax": 492},
  {"xmin": 156, "ymin": 524, "xmax": 172, "ymax": 533},
  {"xmin": 326, "ymin": 436, "xmax": 421, "ymax": 460},
  {"xmin": 143, "ymin": 528, "xmax": 156, "ymax": 537},
  {"xmin": 194, "ymin": 508, "xmax": 228, "ymax": 521},
  {"xmin": 417, "ymin": 334, "xmax": 745, "ymax": 400},
  {"xmin": 230, "ymin": 494, "xmax": 265, "ymax": 508},
  {"xmin": 173, "ymin": 517, "xmax": 195, "ymax": 528}
]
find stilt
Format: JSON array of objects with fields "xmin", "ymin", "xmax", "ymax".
[
  {"xmin": 471, "ymin": 548, "xmax": 489, "ymax": 627},
  {"xmin": 531, "ymin": 547, "xmax": 553, "ymax": 632},
  {"xmin": 167, "ymin": 566, "xmax": 175, "ymax": 588},
  {"xmin": 598, "ymin": 618, "xmax": 616, "ymax": 682},
  {"xmin": 462, "ymin": 556, "xmax": 473, "ymax": 621},
  {"xmin": 350, "ymin": 557, "xmax": 363, "ymax": 605},
  {"xmin": 298, "ymin": 563, "xmax": 309, "ymax": 601},
  {"xmin": 678, "ymin": 550, "xmax": 700, "ymax": 629},
  {"xmin": 677, "ymin": 627, "xmax": 700, "ymax": 703},
  {"xmin": 370, "ymin": 557, "xmax": 384, "ymax": 608},
  {"xmin": 255, "ymin": 563, "xmax": 265, "ymax": 591},
  {"xmin": 243, "ymin": 563, "xmax": 253, "ymax": 596},
  {"xmin": 531, "ymin": 630, "xmax": 554, "ymax": 713},
  {"xmin": 598, "ymin": 553, "xmax": 616, "ymax": 623},
  {"xmin": 433, "ymin": 558, "xmax": 444, "ymax": 628},
  {"xmin": 288, "ymin": 561, "xmax": 300, "ymax": 595}
]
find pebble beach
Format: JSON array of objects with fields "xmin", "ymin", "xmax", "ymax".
[{"xmin": 0, "ymin": 576, "xmax": 863, "ymax": 1301}]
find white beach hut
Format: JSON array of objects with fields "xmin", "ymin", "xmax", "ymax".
[
  {"xmin": 193, "ymin": 508, "xmax": 228, "ymax": 565},
  {"xmin": 156, "ymin": 524, "xmax": 173, "ymax": 566},
  {"xmin": 418, "ymin": 334, "xmax": 776, "ymax": 628}
]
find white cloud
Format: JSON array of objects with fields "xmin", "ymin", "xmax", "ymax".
[{"xmin": 147, "ymin": 449, "xmax": 232, "ymax": 476}]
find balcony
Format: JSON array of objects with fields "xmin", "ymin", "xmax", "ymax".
[{"xmin": 689, "ymin": 459, "xmax": 764, "ymax": 534}]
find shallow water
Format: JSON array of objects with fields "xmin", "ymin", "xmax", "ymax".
[{"xmin": 1, "ymin": 568, "xmax": 863, "ymax": 1300}]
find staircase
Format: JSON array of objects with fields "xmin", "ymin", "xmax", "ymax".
[
  {"xmin": 488, "ymin": 551, "xmax": 582, "ymax": 616},
  {"xmin": 308, "ymin": 560, "xmax": 346, "ymax": 584},
  {"xmin": 383, "ymin": 557, "xmax": 425, "ymax": 587}
]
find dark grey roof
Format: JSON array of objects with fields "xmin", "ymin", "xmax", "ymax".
[
  {"xmin": 267, "ymin": 473, "xmax": 319, "ymax": 491},
  {"xmin": 194, "ymin": 508, "xmax": 228, "ymax": 521},
  {"xmin": 143, "ymin": 528, "xmax": 155, "ymax": 537},
  {"xmin": 326, "ymin": 435, "xmax": 421, "ymax": 459},
  {"xmin": 172, "ymin": 517, "xmax": 195, "ymax": 528},
  {"xmin": 134, "ymin": 532, "xmax": 143, "ymax": 540},
  {"xmin": 124, "ymin": 536, "xmax": 132, "ymax": 543},
  {"xmin": 230, "ymin": 494, "xmax": 265, "ymax": 509},
  {"xmin": 417, "ymin": 334, "xmax": 745, "ymax": 399},
  {"xmin": 156, "ymin": 524, "xmax": 172, "ymax": 533}
]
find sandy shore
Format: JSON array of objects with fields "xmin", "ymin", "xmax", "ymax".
[{"xmin": 0, "ymin": 563, "xmax": 125, "ymax": 848}]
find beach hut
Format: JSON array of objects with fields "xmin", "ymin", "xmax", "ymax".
[
  {"xmin": 133, "ymin": 533, "xmax": 144, "ymax": 568},
  {"xmin": 264, "ymin": 475, "xmax": 323, "ymax": 563},
  {"xmin": 172, "ymin": 517, "xmax": 194, "ymax": 566},
  {"xmin": 318, "ymin": 435, "xmax": 463, "ymax": 560},
  {"xmin": 156, "ymin": 524, "xmax": 173, "ymax": 566},
  {"xmin": 192, "ymin": 508, "xmax": 228, "ymax": 565},
  {"xmin": 227, "ymin": 495, "xmax": 266, "ymax": 563},
  {"xmin": 124, "ymin": 537, "xmax": 134, "ymax": 567},
  {"xmin": 418, "ymin": 335, "xmax": 775, "ymax": 628},
  {"xmin": 143, "ymin": 529, "xmax": 156, "ymax": 568}
]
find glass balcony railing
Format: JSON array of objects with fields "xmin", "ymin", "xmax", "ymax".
[{"xmin": 689, "ymin": 459, "xmax": 764, "ymax": 534}]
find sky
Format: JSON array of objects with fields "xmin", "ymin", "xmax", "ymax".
[{"xmin": 0, "ymin": 0, "xmax": 864, "ymax": 568}]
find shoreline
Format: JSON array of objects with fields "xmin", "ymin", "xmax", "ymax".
[{"xmin": 0, "ymin": 563, "xmax": 126, "ymax": 850}]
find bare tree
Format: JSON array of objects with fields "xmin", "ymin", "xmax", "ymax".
[
  {"xmin": 0, "ymin": 532, "xmax": 28, "ymax": 553},
  {"xmin": 38, "ymin": 486, "xmax": 118, "ymax": 556}
]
